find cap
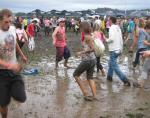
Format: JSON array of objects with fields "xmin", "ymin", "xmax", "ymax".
[{"xmin": 58, "ymin": 18, "xmax": 66, "ymax": 23}]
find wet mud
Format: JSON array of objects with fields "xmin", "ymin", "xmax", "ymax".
[{"xmin": 6, "ymin": 32, "xmax": 150, "ymax": 118}]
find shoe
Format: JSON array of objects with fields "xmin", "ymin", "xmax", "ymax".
[
  {"xmin": 84, "ymin": 96, "xmax": 93, "ymax": 101},
  {"xmin": 124, "ymin": 79, "xmax": 131, "ymax": 86},
  {"xmin": 107, "ymin": 76, "xmax": 113, "ymax": 81}
]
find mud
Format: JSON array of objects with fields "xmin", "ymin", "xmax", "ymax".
[{"xmin": 5, "ymin": 32, "xmax": 150, "ymax": 118}]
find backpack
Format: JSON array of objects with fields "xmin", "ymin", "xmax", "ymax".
[
  {"xmin": 92, "ymin": 33, "xmax": 105, "ymax": 56},
  {"xmin": 127, "ymin": 25, "xmax": 132, "ymax": 33},
  {"xmin": 127, "ymin": 21, "xmax": 135, "ymax": 33}
]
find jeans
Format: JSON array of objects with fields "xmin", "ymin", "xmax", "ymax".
[{"xmin": 107, "ymin": 51, "xmax": 127, "ymax": 82}]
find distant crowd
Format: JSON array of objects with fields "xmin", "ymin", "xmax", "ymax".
[{"xmin": 0, "ymin": 8, "xmax": 150, "ymax": 118}]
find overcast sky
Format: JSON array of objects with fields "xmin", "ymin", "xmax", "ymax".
[{"xmin": 0, "ymin": 0, "xmax": 150, "ymax": 12}]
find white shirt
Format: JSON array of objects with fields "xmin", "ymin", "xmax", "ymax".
[
  {"xmin": 106, "ymin": 24, "xmax": 123, "ymax": 52},
  {"xmin": 0, "ymin": 26, "xmax": 17, "ymax": 69}
]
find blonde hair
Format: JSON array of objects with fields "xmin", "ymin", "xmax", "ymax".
[
  {"xmin": 93, "ymin": 23, "xmax": 101, "ymax": 32},
  {"xmin": 139, "ymin": 18, "xmax": 145, "ymax": 28}
]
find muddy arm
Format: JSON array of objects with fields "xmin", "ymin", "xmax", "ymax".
[
  {"xmin": 16, "ymin": 41, "xmax": 28, "ymax": 63},
  {"xmin": 52, "ymin": 27, "xmax": 59, "ymax": 45}
]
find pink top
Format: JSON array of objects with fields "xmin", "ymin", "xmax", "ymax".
[
  {"xmin": 16, "ymin": 29, "xmax": 25, "ymax": 42},
  {"xmin": 44, "ymin": 19, "xmax": 50, "ymax": 27},
  {"xmin": 55, "ymin": 27, "xmax": 67, "ymax": 47},
  {"xmin": 106, "ymin": 20, "xmax": 111, "ymax": 28},
  {"xmin": 94, "ymin": 31, "xmax": 105, "ymax": 42}
]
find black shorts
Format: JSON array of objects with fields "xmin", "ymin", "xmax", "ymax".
[
  {"xmin": 0, "ymin": 69, "xmax": 26, "ymax": 107},
  {"xmin": 73, "ymin": 59, "xmax": 96, "ymax": 80}
]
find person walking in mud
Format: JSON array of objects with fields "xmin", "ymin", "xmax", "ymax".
[
  {"xmin": 133, "ymin": 21, "xmax": 150, "ymax": 88},
  {"xmin": 129, "ymin": 19, "xmax": 149, "ymax": 68},
  {"xmin": 124, "ymin": 18, "xmax": 136, "ymax": 49},
  {"xmin": 52, "ymin": 18, "xmax": 71, "ymax": 69},
  {"xmin": 0, "ymin": 9, "xmax": 28, "ymax": 118},
  {"xmin": 73, "ymin": 21, "xmax": 97, "ymax": 101},
  {"xmin": 93, "ymin": 23, "xmax": 107, "ymax": 76},
  {"xmin": 106, "ymin": 17, "xmax": 130, "ymax": 86},
  {"xmin": 15, "ymin": 23, "xmax": 28, "ymax": 59},
  {"xmin": 44, "ymin": 17, "xmax": 51, "ymax": 37},
  {"xmin": 26, "ymin": 19, "xmax": 37, "ymax": 52}
]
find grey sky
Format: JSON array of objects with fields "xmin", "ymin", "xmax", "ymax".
[{"xmin": 0, "ymin": 0, "xmax": 150, "ymax": 12}]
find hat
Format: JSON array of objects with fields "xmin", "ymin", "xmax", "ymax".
[
  {"xmin": 58, "ymin": 18, "xmax": 65, "ymax": 23},
  {"xmin": 32, "ymin": 18, "xmax": 40, "ymax": 23}
]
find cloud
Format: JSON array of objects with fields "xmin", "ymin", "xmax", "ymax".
[{"xmin": 0, "ymin": 0, "xmax": 150, "ymax": 12}]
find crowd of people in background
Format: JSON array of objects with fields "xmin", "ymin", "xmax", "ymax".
[{"xmin": 0, "ymin": 8, "xmax": 150, "ymax": 118}]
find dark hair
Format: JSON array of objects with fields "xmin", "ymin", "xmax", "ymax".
[
  {"xmin": 15, "ymin": 23, "xmax": 22, "ymax": 29},
  {"xmin": 145, "ymin": 21, "xmax": 150, "ymax": 29},
  {"xmin": 110, "ymin": 16, "xmax": 117, "ymax": 24},
  {"xmin": 146, "ymin": 16, "xmax": 150, "ymax": 20},
  {"xmin": 0, "ymin": 9, "xmax": 13, "ymax": 21}
]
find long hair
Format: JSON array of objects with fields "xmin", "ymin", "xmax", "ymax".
[
  {"xmin": 93, "ymin": 23, "xmax": 101, "ymax": 32},
  {"xmin": 80, "ymin": 21, "xmax": 92, "ymax": 34}
]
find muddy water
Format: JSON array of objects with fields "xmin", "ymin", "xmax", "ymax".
[{"xmin": 6, "ymin": 32, "xmax": 150, "ymax": 118}]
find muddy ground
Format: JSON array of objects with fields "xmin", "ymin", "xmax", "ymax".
[{"xmin": 5, "ymin": 32, "xmax": 150, "ymax": 118}]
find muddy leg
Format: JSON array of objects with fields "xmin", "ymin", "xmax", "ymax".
[
  {"xmin": 64, "ymin": 59, "xmax": 70, "ymax": 68},
  {"xmin": 74, "ymin": 76, "xmax": 88, "ymax": 96},
  {"xmin": 88, "ymin": 80, "xmax": 96, "ymax": 97}
]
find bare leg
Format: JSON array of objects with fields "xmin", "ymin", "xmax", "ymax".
[
  {"xmin": 64, "ymin": 59, "xmax": 67, "ymax": 67},
  {"xmin": 74, "ymin": 76, "xmax": 89, "ymax": 96},
  {"xmin": 55, "ymin": 61, "xmax": 59, "ymax": 69},
  {"xmin": 88, "ymin": 80, "xmax": 97, "ymax": 97},
  {"xmin": 0, "ymin": 106, "xmax": 8, "ymax": 118},
  {"xmin": 64, "ymin": 59, "xmax": 70, "ymax": 68}
]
